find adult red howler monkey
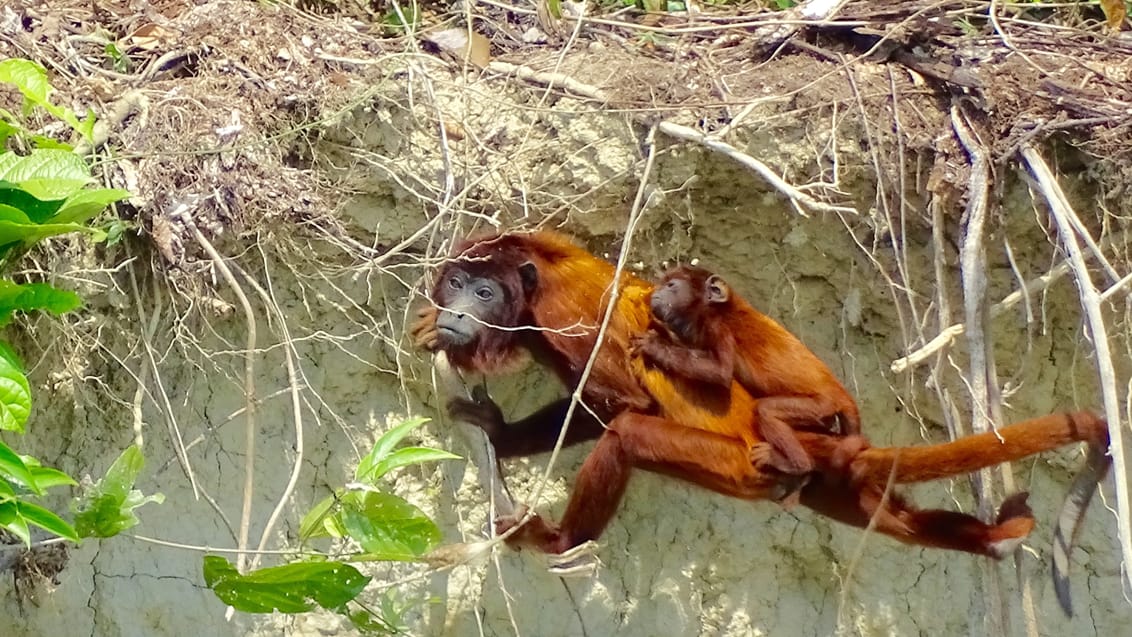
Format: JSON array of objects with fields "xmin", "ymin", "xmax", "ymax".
[
  {"xmin": 412, "ymin": 230, "xmax": 1110, "ymax": 615},
  {"xmin": 632, "ymin": 264, "xmax": 861, "ymax": 501}
]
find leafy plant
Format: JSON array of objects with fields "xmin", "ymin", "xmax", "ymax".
[
  {"xmin": 207, "ymin": 416, "xmax": 458, "ymax": 634},
  {"xmin": 0, "ymin": 149, "xmax": 128, "ymax": 260},
  {"xmin": 0, "ymin": 59, "xmax": 95, "ymax": 143},
  {"xmin": 72, "ymin": 446, "xmax": 165, "ymax": 539},
  {"xmin": 0, "ymin": 60, "xmax": 149, "ymax": 553}
]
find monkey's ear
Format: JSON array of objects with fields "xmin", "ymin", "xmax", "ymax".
[
  {"xmin": 706, "ymin": 275, "xmax": 730, "ymax": 304},
  {"xmin": 519, "ymin": 262, "xmax": 539, "ymax": 293}
]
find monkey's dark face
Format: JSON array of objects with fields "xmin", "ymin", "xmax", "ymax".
[
  {"xmin": 435, "ymin": 269, "xmax": 512, "ymax": 347},
  {"xmin": 649, "ymin": 276, "xmax": 697, "ymax": 329}
]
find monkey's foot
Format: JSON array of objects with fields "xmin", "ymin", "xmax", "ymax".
[
  {"xmin": 987, "ymin": 492, "xmax": 1035, "ymax": 558},
  {"xmin": 546, "ymin": 541, "xmax": 601, "ymax": 577}
]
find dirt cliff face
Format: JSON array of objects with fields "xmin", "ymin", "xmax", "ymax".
[{"xmin": 3, "ymin": 1, "xmax": 1131, "ymax": 635}]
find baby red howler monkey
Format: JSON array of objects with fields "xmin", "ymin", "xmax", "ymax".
[{"xmin": 632, "ymin": 264, "xmax": 862, "ymax": 497}]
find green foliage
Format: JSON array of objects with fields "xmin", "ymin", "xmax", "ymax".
[
  {"xmin": 355, "ymin": 416, "xmax": 460, "ymax": 483},
  {"xmin": 210, "ymin": 417, "xmax": 457, "ymax": 633},
  {"xmin": 0, "ymin": 59, "xmax": 146, "ymax": 554},
  {"xmin": 0, "ymin": 59, "xmax": 95, "ymax": 142},
  {"xmin": 0, "ymin": 343, "xmax": 31, "ymax": 432},
  {"xmin": 203, "ymin": 557, "xmax": 371, "ymax": 613},
  {"xmin": 72, "ymin": 446, "xmax": 164, "ymax": 539},
  {"xmin": 0, "ymin": 282, "xmax": 82, "ymax": 328},
  {"xmin": 382, "ymin": 4, "xmax": 419, "ymax": 32},
  {"xmin": 0, "ymin": 149, "xmax": 128, "ymax": 259},
  {"xmin": 103, "ymin": 43, "xmax": 132, "ymax": 74}
]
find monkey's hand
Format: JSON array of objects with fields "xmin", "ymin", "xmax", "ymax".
[
  {"xmin": 447, "ymin": 385, "xmax": 505, "ymax": 440},
  {"xmin": 748, "ymin": 442, "xmax": 777, "ymax": 471},
  {"xmin": 411, "ymin": 305, "xmax": 440, "ymax": 351},
  {"xmin": 829, "ymin": 435, "xmax": 871, "ymax": 486},
  {"xmin": 628, "ymin": 329, "xmax": 662, "ymax": 358}
]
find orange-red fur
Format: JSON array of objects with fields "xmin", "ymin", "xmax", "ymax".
[
  {"xmin": 633, "ymin": 265, "xmax": 860, "ymax": 496},
  {"xmin": 415, "ymin": 231, "xmax": 1109, "ymax": 588}
]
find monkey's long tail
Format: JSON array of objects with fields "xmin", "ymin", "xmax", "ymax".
[
  {"xmin": 831, "ymin": 409, "xmax": 1110, "ymax": 618},
  {"xmin": 848, "ymin": 411, "xmax": 1106, "ymax": 485},
  {"xmin": 1052, "ymin": 442, "xmax": 1111, "ymax": 617}
]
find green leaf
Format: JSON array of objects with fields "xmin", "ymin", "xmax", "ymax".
[
  {"xmin": 0, "ymin": 281, "xmax": 83, "ymax": 328},
  {"xmin": 0, "ymin": 218, "xmax": 98, "ymax": 250},
  {"xmin": 0, "ymin": 204, "xmax": 32, "ymax": 224},
  {"xmin": 102, "ymin": 218, "xmax": 130, "ymax": 246},
  {"xmin": 0, "ymin": 188, "xmax": 65, "ymax": 224},
  {"xmin": 16, "ymin": 500, "xmax": 79, "ymax": 541},
  {"xmin": 355, "ymin": 417, "xmax": 431, "ymax": 483},
  {"xmin": 298, "ymin": 493, "xmax": 342, "ymax": 542},
  {"xmin": 0, "ymin": 350, "xmax": 31, "ymax": 433},
  {"xmin": 0, "ymin": 60, "xmax": 90, "ymax": 140},
  {"xmin": 72, "ymin": 445, "xmax": 164, "ymax": 538},
  {"xmin": 0, "ymin": 500, "xmax": 31, "ymax": 545},
  {"xmin": 52, "ymin": 188, "xmax": 128, "ymax": 225},
  {"xmin": 0, "ymin": 440, "xmax": 35, "ymax": 490},
  {"xmin": 27, "ymin": 135, "xmax": 73, "ymax": 151},
  {"xmin": 0, "ymin": 149, "xmax": 91, "ymax": 200},
  {"xmin": 0, "ymin": 59, "xmax": 52, "ymax": 106},
  {"xmin": 338, "ymin": 491, "xmax": 440, "ymax": 560},
  {"xmin": 362, "ymin": 447, "xmax": 459, "ymax": 484},
  {"xmin": 25, "ymin": 463, "xmax": 77, "ymax": 490},
  {"xmin": 203, "ymin": 556, "xmax": 370, "ymax": 614}
]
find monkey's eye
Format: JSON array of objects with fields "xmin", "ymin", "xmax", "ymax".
[
  {"xmin": 666, "ymin": 280, "xmax": 678, "ymax": 289},
  {"xmin": 475, "ymin": 287, "xmax": 494, "ymax": 301},
  {"xmin": 448, "ymin": 277, "xmax": 464, "ymax": 290}
]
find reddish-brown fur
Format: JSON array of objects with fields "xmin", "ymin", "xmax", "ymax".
[
  {"xmin": 414, "ymin": 231, "xmax": 1110, "ymax": 606},
  {"xmin": 632, "ymin": 265, "xmax": 860, "ymax": 497}
]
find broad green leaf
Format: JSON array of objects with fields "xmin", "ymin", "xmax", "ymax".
[
  {"xmin": 0, "ymin": 218, "xmax": 97, "ymax": 249},
  {"xmin": 362, "ymin": 446, "xmax": 459, "ymax": 484},
  {"xmin": 26, "ymin": 463, "xmax": 77, "ymax": 490},
  {"xmin": 0, "ymin": 59, "xmax": 51, "ymax": 106},
  {"xmin": 0, "ymin": 187, "xmax": 65, "ymax": 224},
  {"xmin": 72, "ymin": 445, "xmax": 164, "ymax": 538},
  {"xmin": 101, "ymin": 445, "xmax": 143, "ymax": 499},
  {"xmin": 0, "ymin": 476, "xmax": 15, "ymax": 499},
  {"xmin": 0, "ymin": 204, "xmax": 32, "ymax": 224},
  {"xmin": 0, "ymin": 351, "xmax": 31, "ymax": 433},
  {"xmin": 203, "ymin": 556, "xmax": 370, "ymax": 614},
  {"xmin": 52, "ymin": 188, "xmax": 129, "ymax": 225},
  {"xmin": 355, "ymin": 417, "xmax": 430, "ymax": 483},
  {"xmin": 0, "ymin": 281, "xmax": 83, "ymax": 328},
  {"xmin": 16, "ymin": 500, "xmax": 78, "ymax": 541},
  {"xmin": 0, "ymin": 60, "xmax": 89, "ymax": 139},
  {"xmin": 0, "ymin": 440, "xmax": 34, "ymax": 490},
  {"xmin": 0, "ymin": 500, "xmax": 31, "ymax": 545},
  {"xmin": 338, "ymin": 491, "xmax": 440, "ymax": 560},
  {"xmin": 0, "ymin": 150, "xmax": 91, "ymax": 200}
]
